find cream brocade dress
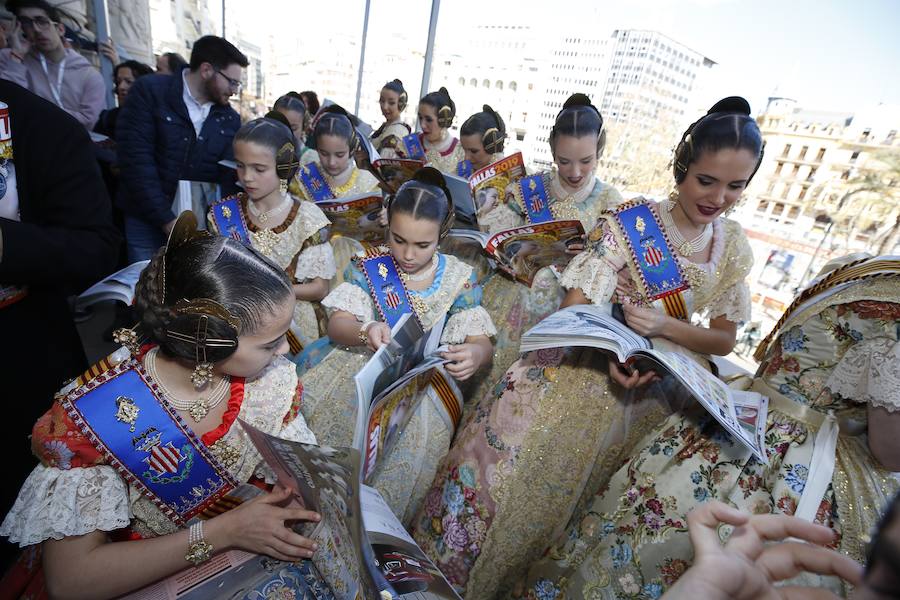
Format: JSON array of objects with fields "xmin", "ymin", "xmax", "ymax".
[
  {"xmin": 370, "ymin": 119, "xmax": 411, "ymax": 159},
  {"xmin": 463, "ymin": 172, "xmax": 623, "ymax": 410},
  {"xmin": 298, "ymin": 252, "xmax": 496, "ymax": 524},
  {"xmin": 515, "ymin": 272, "xmax": 900, "ymax": 600},
  {"xmin": 411, "ymin": 202, "xmax": 753, "ymax": 599},
  {"xmin": 207, "ymin": 195, "xmax": 335, "ymax": 350},
  {"xmin": 420, "ymin": 132, "xmax": 465, "ymax": 175}
]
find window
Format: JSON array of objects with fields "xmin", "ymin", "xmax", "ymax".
[
  {"xmin": 799, "ymin": 145, "xmax": 808, "ymax": 160},
  {"xmin": 781, "ymin": 143, "xmax": 792, "ymax": 158},
  {"xmin": 483, "ymin": 79, "xmax": 490, "ymax": 88},
  {"xmin": 788, "ymin": 206, "xmax": 801, "ymax": 219},
  {"xmin": 815, "ymin": 148, "xmax": 826, "ymax": 161},
  {"xmin": 470, "ymin": 78, "xmax": 477, "ymax": 87},
  {"xmin": 791, "ymin": 165, "xmax": 800, "ymax": 177},
  {"xmin": 458, "ymin": 77, "xmax": 465, "ymax": 86},
  {"xmin": 496, "ymin": 80, "xmax": 503, "ymax": 90},
  {"xmin": 850, "ymin": 150, "xmax": 860, "ymax": 162},
  {"xmin": 510, "ymin": 81, "xmax": 518, "ymax": 91}
]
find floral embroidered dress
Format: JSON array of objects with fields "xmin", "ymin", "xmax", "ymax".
[
  {"xmin": 208, "ymin": 194, "xmax": 335, "ymax": 351},
  {"xmin": 298, "ymin": 250, "xmax": 496, "ymax": 524},
  {"xmin": 463, "ymin": 172, "xmax": 623, "ymax": 411},
  {"xmin": 515, "ymin": 265, "xmax": 900, "ymax": 600},
  {"xmin": 0, "ymin": 347, "xmax": 330, "ymax": 598},
  {"xmin": 418, "ymin": 132, "xmax": 465, "ymax": 175},
  {"xmin": 412, "ymin": 201, "xmax": 753, "ymax": 600},
  {"xmin": 370, "ymin": 119, "xmax": 411, "ymax": 159}
]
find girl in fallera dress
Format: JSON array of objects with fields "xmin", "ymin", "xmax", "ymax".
[
  {"xmin": 370, "ymin": 79, "xmax": 412, "ymax": 159},
  {"xmin": 207, "ymin": 114, "xmax": 334, "ymax": 354},
  {"xmin": 273, "ymin": 92, "xmax": 313, "ymax": 163},
  {"xmin": 297, "ymin": 168, "xmax": 497, "ymax": 525},
  {"xmin": 413, "ymin": 97, "xmax": 761, "ymax": 599},
  {"xmin": 404, "ymin": 87, "xmax": 465, "ymax": 174},
  {"xmin": 457, "ymin": 104, "xmax": 507, "ymax": 179},
  {"xmin": 464, "ymin": 93, "xmax": 624, "ymax": 409},
  {"xmin": 0, "ymin": 213, "xmax": 330, "ymax": 599}
]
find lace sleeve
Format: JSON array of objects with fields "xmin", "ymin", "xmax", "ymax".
[
  {"xmin": 321, "ymin": 282, "xmax": 375, "ymax": 323},
  {"xmin": 704, "ymin": 280, "xmax": 752, "ymax": 323},
  {"xmin": 294, "ymin": 242, "xmax": 336, "ymax": 282},
  {"xmin": 441, "ymin": 306, "xmax": 497, "ymax": 344},
  {"xmin": 826, "ymin": 337, "xmax": 900, "ymax": 411},
  {"xmin": 0, "ymin": 464, "xmax": 131, "ymax": 547},
  {"xmin": 560, "ymin": 221, "xmax": 623, "ymax": 305}
]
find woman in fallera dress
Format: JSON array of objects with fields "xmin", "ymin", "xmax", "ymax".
[
  {"xmin": 208, "ymin": 114, "xmax": 334, "ymax": 354},
  {"xmin": 403, "ymin": 87, "xmax": 465, "ymax": 174},
  {"xmin": 370, "ymin": 79, "xmax": 412, "ymax": 159},
  {"xmin": 413, "ymin": 97, "xmax": 762, "ymax": 600},
  {"xmin": 297, "ymin": 168, "xmax": 496, "ymax": 525}
]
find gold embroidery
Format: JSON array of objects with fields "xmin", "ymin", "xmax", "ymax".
[
  {"xmin": 114, "ymin": 396, "xmax": 140, "ymax": 432},
  {"xmin": 208, "ymin": 438, "xmax": 242, "ymax": 469}
]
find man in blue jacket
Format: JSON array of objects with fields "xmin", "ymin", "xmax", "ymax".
[{"xmin": 116, "ymin": 35, "xmax": 246, "ymax": 261}]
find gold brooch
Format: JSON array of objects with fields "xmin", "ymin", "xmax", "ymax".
[
  {"xmin": 115, "ymin": 396, "xmax": 140, "ymax": 432},
  {"xmin": 378, "ymin": 263, "xmax": 389, "ymax": 280},
  {"xmin": 221, "ymin": 205, "xmax": 232, "ymax": 219}
]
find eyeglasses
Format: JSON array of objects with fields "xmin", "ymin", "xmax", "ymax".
[
  {"xmin": 18, "ymin": 15, "xmax": 56, "ymax": 31},
  {"xmin": 215, "ymin": 69, "xmax": 242, "ymax": 92}
]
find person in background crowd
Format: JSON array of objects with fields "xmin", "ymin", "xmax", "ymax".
[
  {"xmin": 116, "ymin": 35, "xmax": 247, "ymax": 262},
  {"xmin": 155, "ymin": 51, "xmax": 187, "ymax": 75},
  {"xmin": 299, "ymin": 90, "xmax": 320, "ymax": 146},
  {"xmin": 0, "ymin": 79, "xmax": 120, "ymax": 568},
  {"xmin": 403, "ymin": 87, "xmax": 465, "ymax": 174},
  {"xmin": 370, "ymin": 79, "xmax": 411, "ymax": 159},
  {"xmin": 0, "ymin": 7, "xmax": 15, "ymax": 49},
  {"xmin": 0, "ymin": 0, "xmax": 106, "ymax": 129},
  {"xmin": 273, "ymin": 91, "xmax": 312, "ymax": 161},
  {"xmin": 94, "ymin": 59, "xmax": 154, "ymax": 140}
]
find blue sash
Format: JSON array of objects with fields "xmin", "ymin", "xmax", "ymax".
[
  {"xmin": 210, "ymin": 195, "xmax": 250, "ymax": 245},
  {"xmin": 612, "ymin": 201, "xmax": 690, "ymax": 319},
  {"xmin": 401, "ymin": 133, "xmax": 426, "ymax": 161},
  {"xmin": 298, "ymin": 163, "xmax": 335, "ymax": 202},
  {"xmin": 355, "ymin": 250, "xmax": 420, "ymax": 328},
  {"xmin": 518, "ymin": 175, "xmax": 554, "ymax": 224},
  {"xmin": 457, "ymin": 159, "xmax": 473, "ymax": 179},
  {"xmin": 60, "ymin": 359, "xmax": 237, "ymax": 526}
]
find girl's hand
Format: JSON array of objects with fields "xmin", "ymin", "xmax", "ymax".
[
  {"xmin": 365, "ymin": 322, "xmax": 391, "ymax": 351},
  {"xmin": 441, "ymin": 344, "xmax": 483, "ymax": 381},
  {"xmin": 623, "ymin": 302, "xmax": 670, "ymax": 338},
  {"xmin": 377, "ymin": 206, "xmax": 388, "ymax": 227},
  {"xmin": 608, "ymin": 361, "xmax": 659, "ymax": 390},
  {"xmin": 219, "ymin": 486, "xmax": 321, "ymax": 561}
]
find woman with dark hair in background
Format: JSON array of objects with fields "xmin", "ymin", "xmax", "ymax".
[
  {"xmin": 415, "ymin": 97, "xmax": 762, "ymax": 599},
  {"xmin": 457, "ymin": 104, "xmax": 506, "ymax": 178},
  {"xmin": 94, "ymin": 60, "xmax": 154, "ymax": 140},
  {"xmin": 370, "ymin": 79, "xmax": 411, "ymax": 159},
  {"xmin": 402, "ymin": 87, "xmax": 465, "ymax": 174},
  {"xmin": 155, "ymin": 51, "xmax": 186, "ymax": 75},
  {"xmin": 299, "ymin": 90, "xmax": 320, "ymax": 145}
]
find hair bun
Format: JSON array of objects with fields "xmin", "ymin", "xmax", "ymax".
[
  {"xmin": 393, "ymin": 78, "xmax": 403, "ymax": 86},
  {"xmin": 707, "ymin": 96, "xmax": 751, "ymax": 116},
  {"xmin": 412, "ymin": 166, "xmax": 446, "ymax": 189},
  {"xmin": 264, "ymin": 109, "xmax": 291, "ymax": 129},
  {"xmin": 563, "ymin": 93, "xmax": 594, "ymax": 110}
]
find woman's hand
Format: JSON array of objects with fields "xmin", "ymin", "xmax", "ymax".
[
  {"xmin": 662, "ymin": 501, "xmax": 862, "ymax": 600},
  {"xmin": 365, "ymin": 321, "xmax": 391, "ymax": 351},
  {"xmin": 98, "ymin": 39, "xmax": 119, "ymax": 65},
  {"xmin": 608, "ymin": 361, "xmax": 659, "ymax": 389},
  {"xmin": 218, "ymin": 486, "xmax": 321, "ymax": 562},
  {"xmin": 8, "ymin": 22, "xmax": 29, "ymax": 58},
  {"xmin": 623, "ymin": 302, "xmax": 671, "ymax": 338},
  {"xmin": 441, "ymin": 343, "xmax": 484, "ymax": 381}
]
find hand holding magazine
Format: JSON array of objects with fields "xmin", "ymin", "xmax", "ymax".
[
  {"xmin": 317, "ymin": 192, "xmax": 385, "ymax": 242},
  {"xmin": 520, "ymin": 304, "xmax": 769, "ymax": 462},
  {"xmin": 356, "ymin": 128, "xmax": 426, "ymax": 194}
]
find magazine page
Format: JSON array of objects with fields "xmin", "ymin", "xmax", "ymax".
[
  {"xmin": 485, "ymin": 220, "xmax": 585, "ymax": 286},
  {"xmin": 468, "ymin": 152, "xmax": 526, "ymax": 225},
  {"xmin": 362, "ymin": 485, "xmax": 463, "ymax": 600},
  {"xmin": 372, "ymin": 158, "xmax": 427, "ymax": 193},
  {"xmin": 317, "ymin": 192, "xmax": 385, "ymax": 242},
  {"xmin": 75, "ymin": 260, "xmax": 150, "ymax": 310},
  {"xmin": 443, "ymin": 173, "xmax": 478, "ymax": 230},
  {"xmin": 731, "ymin": 390, "xmax": 770, "ymax": 462},
  {"xmin": 239, "ymin": 421, "xmax": 381, "ymax": 599}
]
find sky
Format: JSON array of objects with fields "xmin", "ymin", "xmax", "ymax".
[{"xmin": 229, "ymin": 0, "xmax": 900, "ymax": 116}]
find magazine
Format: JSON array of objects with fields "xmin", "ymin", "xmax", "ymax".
[
  {"xmin": 468, "ymin": 152, "xmax": 526, "ymax": 222},
  {"xmin": 356, "ymin": 127, "xmax": 426, "ymax": 194},
  {"xmin": 446, "ymin": 220, "xmax": 585, "ymax": 286},
  {"xmin": 75, "ymin": 260, "xmax": 150, "ymax": 310},
  {"xmin": 520, "ymin": 304, "xmax": 769, "ymax": 462},
  {"xmin": 352, "ymin": 314, "xmax": 460, "ymax": 480},
  {"xmin": 317, "ymin": 192, "xmax": 385, "ymax": 242},
  {"xmin": 125, "ymin": 424, "xmax": 461, "ymax": 600}
]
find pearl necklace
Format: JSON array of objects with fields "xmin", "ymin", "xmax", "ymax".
[
  {"xmin": 144, "ymin": 348, "xmax": 230, "ymax": 422},
  {"xmin": 661, "ymin": 200, "xmax": 713, "ymax": 257},
  {"xmin": 248, "ymin": 193, "xmax": 291, "ymax": 224},
  {"xmin": 401, "ymin": 253, "xmax": 438, "ymax": 282}
]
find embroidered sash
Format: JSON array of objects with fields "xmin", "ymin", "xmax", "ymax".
[
  {"xmin": 517, "ymin": 174, "xmax": 555, "ymax": 224},
  {"xmin": 456, "ymin": 159, "xmax": 473, "ymax": 179},
  {"xmin": 611, "ymin": 201, "xmax": 690, "ymax": 320},
  {"xmin": 60, "ymin": 358, "xmax": 237, "ymax": 526},
  {"xmin": 209, "ymin": 195, "xmax": 250, "ymax": 245},
  {"xmin": 298, "ymin": 163, "xmax": 335, "ymax": 202},
  {"xmin": 354, "ymin": 248, "xmax": 420, "ymax": 328},
  {"xmin": 401, "ymin": 133, "xmax": 426, "ymax": 161}
]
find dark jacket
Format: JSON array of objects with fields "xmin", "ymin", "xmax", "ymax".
[{"xmin": 116, "ymin": 69, "xmax": 240, "ymax": 227}]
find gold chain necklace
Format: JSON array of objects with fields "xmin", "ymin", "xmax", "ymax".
[{"xmin": 144, "ymin": 348, "xmax": 230, "ymax": 422}]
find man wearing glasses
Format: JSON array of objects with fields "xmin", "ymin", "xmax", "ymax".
[
  {"xmin": 116, "ymin": 35, "xmax": 247, "ymax": 261},
  {"xmin": 0, "ymin": 0, "xmax": 105, "ymax": 129}
]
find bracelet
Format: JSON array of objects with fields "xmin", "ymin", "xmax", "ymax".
[
  {"xmin": 185, "ymin": 521, "xmax": 213, "ymax": 566},
  {"xmin": 358, "ymin": 320, "xmax": 376, "ymax": 345}
]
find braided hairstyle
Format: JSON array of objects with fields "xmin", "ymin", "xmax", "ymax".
[
  {"xmin": 134, "ymin": 234, "xmax": 292, "ymax": 362},
  {"xmin": 550, "ymin": 93, "xmax": 606, "ymax": 157},
  {"xmin": 387, "ymin": 167, "xmax": 454, "ymax": 237},
  {"xmin": 312, "ymin": 104, "xmax": 359, "ymax": 152},
  {"xmin": 420, "ymin": 87, "xmax": 456, "ymax": 129},
  {"xmin": 673, "ymin": 96, "xmax": 764, "ymax": 183},
  {"xmin": 234, "ymin": 115, "xmax": 300, "ymax": 183},
  {"xmin": 460, "ymin": 105, "xmax": 506, "ymax": 154},
  {"xmin": 382, "ymin": 79, "xmax": 408, "ymax": 112}
]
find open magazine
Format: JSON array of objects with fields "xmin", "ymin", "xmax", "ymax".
[
  {"xmin": 125, "ymin": 422, "xmax": 462, "ymax": 600},
  {"xmin": 520, "ymin": 304, "xmax": 769, "ymax": 462},
  {"xmin": 356, "ymin": 127, "xmax": 426, "ymax": 193},
  {"xmin": 468, "ymin": 152, "xmax": 526, "ymax": 219},
  {"xmin": 317, "ymin": 192, "xmax": 384, "ymax": 242},
  {"xmin": 447, "ymin": 220, "xmax": 585, "ymax": 286},
  {"xmin": 353, "ymin": 314, "xmax": 460, "ymax": 480},
  {"xmin": 75, "ymin": 260, "xmax": 150, "ymax": 310}
]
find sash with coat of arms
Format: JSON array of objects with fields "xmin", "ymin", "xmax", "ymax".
[
  {"xmin": 401, "ymin": 133, "xmax": 427, "ymax": 161},
  {"xmin": 456, "ymin": 159, "xmax": 473, "ymax": 179},
  {"xmin": 354, "ymin": 247, "xmax": 422, "ymax": 328},
  {"xmin": 515, "ymin": 174, "xmax": 555, "ymax": 224},
  {"xmin": 209, "ymin": 195, "xmax": 251, "ymax": 245},
  {"xmin": 297, "ymin": 163, "xmax": 335, "ymax": 202}
]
